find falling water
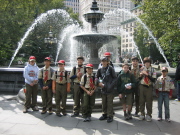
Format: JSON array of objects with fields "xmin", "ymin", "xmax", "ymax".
[
  {"xmin": 113, "ymin": 8, "xmax": 170, "ymax": 67},
  {"xmin": 55, "ymin": 24, "xmax": 81, "ymax": 64},
  {"xmin": 8, "ymin": 9, "xmax": 72, "ymax": 68}
]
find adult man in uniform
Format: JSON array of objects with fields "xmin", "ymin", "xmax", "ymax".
[
  {"xmin": 70, "ymin": 56, "xmax": 86, "ymax": 117},
  {"xmin": 38, "ymin": 57, "xmax": 54, "ymax": 114}
]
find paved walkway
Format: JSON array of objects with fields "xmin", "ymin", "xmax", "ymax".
[{"xmin": 0, "ymin": 94, "xmax": 180, "ymax": 135}]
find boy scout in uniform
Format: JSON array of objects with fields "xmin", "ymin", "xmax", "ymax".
[
  {"xmin": 155, "ymin": 67, "xmax": 175, "ymax": 122},
  {"xmin": 96, "ymin": 57, "xmax": 117, "ymax": 123},
  {"xmin": 130, "ymin": 57, "xmax": 141, "ymax": 117},
  {"xmin": 70, "ymin": 56, "xmax": 86, "ymax": 117},
  {"xmin": 80, "ymin": 64, "xmax": 96, "ymax": 122},
  {"xmin": 52, "ymin": 60, "xmax": 70, "ymax": 117},
  {"xmin": 38, "ymin": 57, "xmax": 54, "ymax": 114},
  {"xmin": 139, "ymin": 57, "xmax": 156, "ymax": 122}
]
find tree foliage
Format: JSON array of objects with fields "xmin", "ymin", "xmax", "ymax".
[
  {"xmin": 133, "ymin": 0, "xmax": 180, "ymax": 67},
  {"xmin": 0, "ymin": 0, "xmax": 79, "ymax": 65}
]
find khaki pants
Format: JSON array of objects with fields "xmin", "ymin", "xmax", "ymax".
[
  {"xmin": 102, "ymin": 93, "xmax": 114, "ymax": 118},
  {"xmin": 55, "ymin": 83, "xmax": 67, "ymax": 114},
  {"xmin": 132, "ymin": 86, "xmax": 140, "ymax": 114},
  {"xmin": 41, "ymin": 81, "xmax": 53, "ymax": 110},
  {"xmin": 25, "ymin": 83, "xmax": 38, "ymax": 108},
  {"xmin": 73, "ymin": 83, "xmax": 84, "ymax": 114},
  {"xmin": 83, "ymin": 91, "xmax": 95, "ymax": 118},
  {"xmin": 139, "ymin": 85, "xmax": 153, "ymax": 117}
]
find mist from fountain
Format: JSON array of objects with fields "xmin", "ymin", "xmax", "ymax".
[{"xmin": 8, "ymin": 9, "xmax": 73, "ymax": 68}]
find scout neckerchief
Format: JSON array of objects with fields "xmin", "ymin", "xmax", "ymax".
[
  {"xmin": 162, "ymin": 77, "xmax": 166, "ymax": 91},
  {"xmin": 44, "ymin": 70, "xmax": 48, "ymax": 83},
  {"xmin": 89, "ymin": 76, "xmax": 95, "ymax": 90},
  {"xmin": 78, "ymin": 66, "xmax": 83, "ymax": 81},
  {"xmin": 60, "ymin": 71, "xmax": 64, "ymax": 82},
  {"xmin": 144, "ymin": 70, "xmax": 149, "ymax": 86}
]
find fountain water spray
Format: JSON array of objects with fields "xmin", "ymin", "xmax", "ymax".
[
  {"xmin": 8, "ymin": 9, "xmax": 72, "ymax": 68},
  {"xmin": 113, "ymin": 9, "xmax": 170, "ymax": 67},
  {"xmin": 55, "ymin": 24, "xmax": 81, "ymax": 64}
]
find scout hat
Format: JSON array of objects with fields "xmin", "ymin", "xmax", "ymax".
[
  {"xmin": 86, "ymin": 63, "xmax": 93, "ymax": 68},
  {"xmin": 101, "ymin": 57, "xmax": 109, "ymax": 62},
  {"xmin": 104, "ymin": 52, "xmax": 111, "ymax": 56},
  {"xmin": 77, "ymin": 56, "xmax": 84, "ymax": 61},
  {"xmin": 131, "ymin": 57, "xmax": 139, "ymax": 61},
  {"xmin": 161, "ymin": 67, "xmax": 168, "ymax": 72},
  {"xmin": 29, "ymin": 56, "xmax": 36, "ymax": 61},
  {"xmin": 58, "ymin": 60, "xmax": 65, "ymax": 64},
  {"xmin": 44, "ymin": 57, "xmax": 51, "ymax": 61}
]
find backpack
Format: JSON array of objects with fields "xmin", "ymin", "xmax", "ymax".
[
  {"xmin": 80, "ymin": 74, "xmax": 95, "ymax": 94},
  {"xmin": 83, "ymin": 74, "xmax": 95, "ymax": 86},
  {"xmin": 73, "ymin": 66, "xmax": 86, "ymax": 75},
  {"xmin": 55, "ymin": 70, "xmax": 68, "ymax": 81},
  {"xmin": 41, "ymin": 67, "xmax": 54, "ymax": 78}
]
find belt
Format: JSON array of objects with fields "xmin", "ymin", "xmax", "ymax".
[
  {"xmin": 58, "ymin": 83, "xmax": 66, "ymax": 85},
  {"xmin": 140, "ymin": 84, "xmax": 152, "ymax": 88},
  {"xmin": 74, "ymin": 82, "xmax": 80, "ymax": 85},
  {"xmin": 159, "ymin": 91, "xmax": 169, "ymax": 93}
]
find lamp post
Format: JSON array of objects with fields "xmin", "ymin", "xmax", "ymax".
[
  {"xmin": 44, "ymin": 26, "xmax": 57, "ymax": 60},
  {"xmin": 143, "ymin": 37, "xmax": 155, "ymax": 60},
  {"xmin": 178, "ymin": 18, "xmax": 180, "ymax": 28}
]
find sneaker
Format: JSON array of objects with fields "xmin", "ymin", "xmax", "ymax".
[
  {"xmin": 166, "ymin": 118, "xmax": 171, "ymax": 122},
  {"xmin": 124, "ymin": 113, "xmax": 129, "ymax": 120},
  {"xmin": 99, "ymin": 114, "xmax": 107, "ymax": 120},
  {"xmin": 23, "ymin": 107, "xmax": 28, "ymax": 113},
  {"xmin": 32, "ymin": 106, "xmax": 39, "ymax": 111},
  {"xmin": 146, "ymin": 115, "xmax": 152, "ymax": 122},
  {"xmin": 56, "ymin": 113, "xmax": 62, "ymax": 117},
  {"xmin": 48, "ymin": 110, "xmax": 53, "ymax": 115},
  {"xmin": 62, "ymin": 113, "xmax": 67, "ymax": 116},
  {"xmin": 157, "ymin": 118, "xmax": 162, "ymax": 121},
  {"xmin": 107, "ymin": 117, "xmax": 113, "ymax": 123},
  {"xmin": 139, "ymin": 115, "xmax": 145, "ymax": 120},
  {"xmin": 133, "ymin": 113, "xmax": 139, "ymax": 117},
  {"xmin": 86, "ymin": 117, "xmax": 91, "ymax": 122},
  {"xmin": 83, "ymin": 118, "xmax": 87, "ymax": 122},
  {"xmin": 128, "ymin": 113, "xmax": 132, "ymax": 120},
  {"xmin": 71, "ymin": 113, "xmax": 79, "ymax": 117},
  {"xmin": 41, "ymin": 110, "xmax": 47, "ymax": 114}
]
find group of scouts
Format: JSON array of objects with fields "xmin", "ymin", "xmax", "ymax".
[{"xmin": 23, "ymin": 52, "xmax": 174, "ymax": 123}]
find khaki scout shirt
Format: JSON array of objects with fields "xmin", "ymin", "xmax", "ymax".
[
  {"xmin": 69, "ymin": 65, "xmax": 85, "ymax": 83},
  {"xmin": 38, "ymin": 66, "xmax": 52, "ymax": 80},
  {"xmin": 155, "ymin": 75, "xmax": 175, "ymax": 92},
  {"xmin": 131, "ymin": 66, "xmax": 140, "ymax": 80},
  {"xmin": 80, "ymin": 73, "xmax": 94, "ymax": 89},
  {"xmin": 51, "ymin": 69, "xmax": 70, "ymax": 84},
  {"xmin": 140, "ymin": 66, "xmax": 156, "ymax": 86}
]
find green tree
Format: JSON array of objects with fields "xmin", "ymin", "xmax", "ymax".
[
  {"xmin": 133, "ymin": 0, "xmax": 180, "ymax": 67},
  {"xmin": 0, "ymin": 0, "xmax": 80, "ymax": 65}
]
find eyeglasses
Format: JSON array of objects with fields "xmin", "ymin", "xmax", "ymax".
[
  {"xmin": 162, "ymin": 71, "xmax": 167, "ymax": 72},
  {"xmin": 58, "ymin": 63, "xmax": 64, "ymax": 65}
]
